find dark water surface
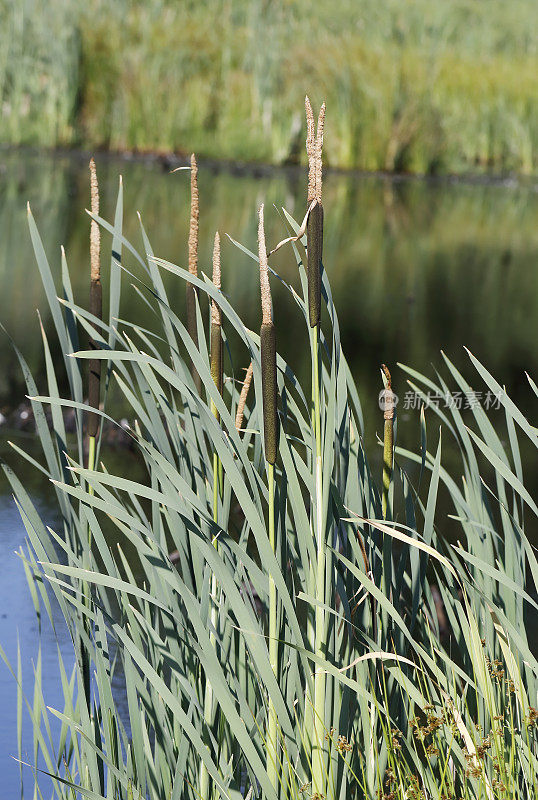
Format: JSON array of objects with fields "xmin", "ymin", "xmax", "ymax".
[{"xmin": 0, "ymin": 149, "xmax": 537, "ymax": 794}]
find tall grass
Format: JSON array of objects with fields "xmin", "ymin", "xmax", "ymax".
[
  {"xmin": 2, "ymin": 104, "xmax": 538, "ymax": 800},
  {"xmin": 1, "ymin": 0, "xmax": 536, "ymax": 173}
]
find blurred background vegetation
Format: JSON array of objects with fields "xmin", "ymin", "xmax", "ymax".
[{"xmin": 0, "ymin": 0, "xmax": 536, "ymax": 174}]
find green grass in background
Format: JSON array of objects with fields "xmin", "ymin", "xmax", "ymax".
[{"xmin": 0, "ymin": 0, "xmax": 536, "ymax": 174}]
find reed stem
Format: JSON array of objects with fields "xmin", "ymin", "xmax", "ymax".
[
  {"xmin": 311, "ymin": 323, "xmax": 326, "ymax": 798},
  {"xmin": 258, "ymin": 205, "xmax": 279, "ymax": 790},
  {"xmin": 82, "ymin": 157, "xmax": 102, "ymax": 716},
  {"xmin": 381, "ymin": 364, "xmax": 395, "ymax": 520},
  {"xmin": 199, "ymin": 232, "xmax": 223, "ymax": 800},
  {"xmin": 87, "ymin": 435, "xmax": 96, "ymax": 499},
  {"xmin": 267, "ymin": 460, "xmax": 278, "ymax": 791},
  {"xmin": 305, "ymin": 97, "xmax": 327, "ymax": 798}
]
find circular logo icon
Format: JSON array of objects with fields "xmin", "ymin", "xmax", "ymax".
[{"xmin": 378, "ymin": 389, "xmax": 399, "ymax": 411}]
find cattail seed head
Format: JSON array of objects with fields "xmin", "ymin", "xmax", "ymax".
[
  {"xmin": 210, "ymin": 324, "xmax": 223, "ymax": 412},
  {"xmin": 186, "ymin": 154, "xmax": 201, "ymax": 393},
  {"xmin": 305, "ymin": 96, "xmax": 316, "ymax": 203},
  {"xmin": 88, "ymin": 158, "xmax": 102, "ymax": 439},
  {"xmin": 261, "ymin": 322, "xmax": 278, "ymax": 465},
  {"xmin": 235, "ymin": 362, "xmax": 254, "ymax": 432},
  {"xmin": 381, "ymin": 364, "xmax": 395, "ymax": 519},
  {"xmin": 188, "ymin": 154, "xmax": 199, "ymax": 277},
  {"xmin": 211, "ymin": 231, "xmax": 221, "ymax": 326},
  {"xmin": 307, "ymin": 201, "xmax": 323, "ymax": 328},
  {"xmin": 381, "ymin": 364, "xmax": 396, "ymax": 421},
  {"xmin": 305, "ymin": 98, "xmax": 325, "ymax": 204},
  {"xmin": 315, "ymin": 103, "xmax": 325, "ymax": 204},
  {"xmin": 89, "ymin": 158, "xmax": 100, "ymax": 282},
  {"xmin": 258, "ymin": 204, "xmax": 278, "ymax": 464},
  {"xmin": 258, "ymin": 205, "xmax": 272, "ymax": 326},
  {"xmin": 305, "ymin": 101, "xmax": 325, "ymax": 327},
  {"xmin": 210, "ymin": 230, "xmax": 223, "ymax": 418}
]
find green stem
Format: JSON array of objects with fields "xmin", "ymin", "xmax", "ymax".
[
  {"xmin": 87, "ymin": 435, "xmax": 96, "ymax": 500},
  {"xmin": 267, "ymin": 461, "xmax": 278, "ymax": 791},
  {"xmin": 311, "ymin": 324, "xmax": 326, "ymax": 797},
  {"xmin": 199, "ymin": 450, "xmax": 220, "ymax": 800},
  {"xmin": 79, "ymin": 434, "xmax": 97, "ymax": 718},
  {"xmin": 382, "ymin": 418, "xmax": 393, "ymax": 520}
]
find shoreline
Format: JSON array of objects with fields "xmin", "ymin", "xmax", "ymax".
[{"xmin": 1, "ymin": 143, "xmax": 536, "ymax": 190}]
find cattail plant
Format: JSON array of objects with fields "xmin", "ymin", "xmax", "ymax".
[
  {"xmin": 186, "ymin": 153, "xmax": 202, "ymax": 394},
  {"xmin": 381, "ymin": 364, "xmax": 395, "ymax": 519},
  {"xmin": 88, "ymin": 158, "xmax": 102, "ymax": 473},
  {"xmin": 81, "ymin": 157, "xmax": 102, "ymax": 714},
  {"xmin": 258, "ymin": 204, "xmax": 279, "ymax": 790},
  {"xmin": 305, "ymin": 96, "xmax": 325, "ymax": 331},
  {"xmin": 199, "ymin": 231, "xmax": 224, "ymax": 800},
  {"xmin": 305, "ymin": 96, "xmax": 327, "ymax": 797},
  {"xmin": 210, "ymin": 231, "xmax": 224, "ymax": 509}
]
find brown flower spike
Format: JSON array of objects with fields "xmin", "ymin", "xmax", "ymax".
[
  {"xmin": 305, "ymin": 96, "xmax": 325, "ymax": 327},
  {"xmin": 258, "ymin": 205, "xmax": 278, "ymax": 464},
  {"xmin": 88, "ymin": 158, "xmax": 102, "ymax": 439},
  {"xmin": 186, "ymin": 154, "xmax": 202, "ymax": 393},
  {"xmin": 210, "ymin": 232, "xmax": 223, "ymax": 419},
  {"xmin": 235, "ymin": 363, "xmax": 254, "ymax": 432}
]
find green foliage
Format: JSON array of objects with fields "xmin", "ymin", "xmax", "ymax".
[
  {"xmin": 2, "ymin": 163, "xmax": 538, "ymax": 800},
  {"xmin": 0, "ymin": 0, "xmax": 537, "ymax": 173}
]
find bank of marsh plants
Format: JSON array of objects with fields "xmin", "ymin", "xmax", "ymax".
[
  {"xmin": 2, "ymin": 102, "xmax": 538, "ymax": 800},
  {"xmin": 1, "ymin": 0, "xmax": 537, "ymax": 173}
]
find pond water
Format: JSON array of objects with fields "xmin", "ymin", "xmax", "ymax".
[{"xmin": 0, "ymin": 149, "xmax": 537, "ymax": 794}]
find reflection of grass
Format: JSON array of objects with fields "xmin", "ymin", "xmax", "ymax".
[{"xmin": 1, "ymin": 0, "xmax": 537, "ymax": 173}]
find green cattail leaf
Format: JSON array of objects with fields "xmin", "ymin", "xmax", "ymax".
[
  {"xmin": 261, "ymin": 322, "xmax": 278, "ymax": 464},
  {"xmin": 306, "ymin": 201, "xmax": 323, "ymax": 328}
]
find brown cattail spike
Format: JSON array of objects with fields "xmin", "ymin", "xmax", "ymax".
[
  {"xmin": 188, "ymin": 154, "xmax": 199, "ymax": 277},
  {"xmin": 89, "ymin": 158, "xmax": 100, "ymax": 282},
  {"xmin": 315, "ymin": 103, "xmax": 325, "ymax": 204},
  {"xmin": 258, "ymin": 205, "xmax": 272, "ymax": 326},
  {"xmin": 258, "ymin": 205, "xmax": 278, "ymax": 464},
  {"xmin": 210, "ymin": 232, "xmax": 223, "ymax": 420},
  {"xmin": 381, "ymin": 364, "xmax": 395, "ymax": 519},
  {"xmin": 235, "ymin": 363, "xmax": 254, "ymax": 432},
  {"xmin": 261, "ymin": 322, "xmax": 278, "ymax": 464},
  {"xmin": 305, "ymin": 96, "xmax": 316, "ymax": 204},
  {"xmin": 381, "ymin": 364, "xmax": 395, "ymax": 421},
  {"xmin": 186, "ymin": 154, "xmax": 202, "ymax": 393},
  {"xmin": 305, "ymin": 97, "xmax": 325, "ymax": 204},
  {"xmin": 211, "ymin": 231, "xmax": 221, "ymax": 326},
  {"xmin": 306, "ymin": 202, "xmax": 323, "ymax": 328},
  {"xmin": 88, "ymin": 158, "xmax": 102, "ymax": 439},
  {"xmin": 305, "ymin": 100, "xmax": 325, "ymax": 327}
]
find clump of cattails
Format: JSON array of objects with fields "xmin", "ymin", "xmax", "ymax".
[
  {"xmin": 186, "ymin": 153, "xmax": 202, "ymax": 393},
  {"xmin": 305, "ymin": 96, "xmax": 325, "ymax": 329},
  {"xmin": 258, "ymin": 204, "xmax": 278, "ymax": 465},
  {"xmin": 210, "ymin": 231, "xmax": 223, "ymax": 418},
  {"xmin": 88, "ymin": 158, "xmax": 102, "ymax": 443}
]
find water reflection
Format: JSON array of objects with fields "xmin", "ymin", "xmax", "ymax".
[{"xmin": 1, "ymin": 149, "xmax": 536, "ymax": 451}]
